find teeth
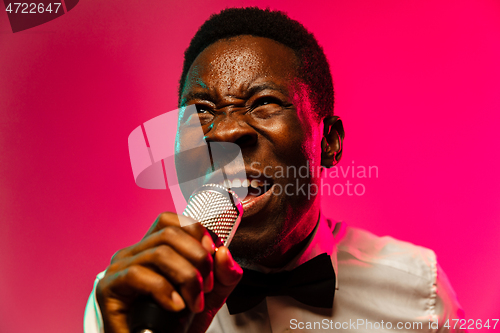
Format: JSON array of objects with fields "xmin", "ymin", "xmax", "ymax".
[{"xmin": 219, "ymin": 179, "xmax": 266, "ymax": 188}]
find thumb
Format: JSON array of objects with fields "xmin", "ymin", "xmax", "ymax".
[
  {"xmin": 187, "ymin": 247, "xmax": 242, "ymax": 333},
  {"xmin": 208, "ymin": 246, "xmax": 243, "ymax": 307}
]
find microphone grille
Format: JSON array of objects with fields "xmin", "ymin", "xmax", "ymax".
[{"xmin": 182, "ymin": 184, "xmax": 243, "ymax": 247}]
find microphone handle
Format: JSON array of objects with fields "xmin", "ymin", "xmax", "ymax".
[{"xmin": 129, "ymin": 296, "xmax": 194, "ymax": 333}]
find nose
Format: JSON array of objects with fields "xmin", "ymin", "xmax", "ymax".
[{"xmin": 203, "ymin": 115, "xmax": 257, "ymax": 148}]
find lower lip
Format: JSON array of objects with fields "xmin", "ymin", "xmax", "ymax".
[{"xmin": 240, "ymin": 185, "xmax": 275, "ymax": 218}]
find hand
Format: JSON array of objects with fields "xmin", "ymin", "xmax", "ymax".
[{"xmin": 95, "ymin": 212, "xmax": 243, "ymax": 333}]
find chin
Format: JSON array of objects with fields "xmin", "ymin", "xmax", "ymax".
[{"xmin": 228, "ymin": 227, "xmax": 285, "ymax": 265}]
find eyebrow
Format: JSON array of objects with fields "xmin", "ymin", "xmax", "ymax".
[
  {"xmin": 180, "ymin": 91, "xmax": 214, "ymax": 106},
  {"xmin": 181, "ymin": 82, "xmax": 289, "ymax": 106},
  {"xmin": 245, "ymin": 82, "xmax": 289, "ymax": 98}
]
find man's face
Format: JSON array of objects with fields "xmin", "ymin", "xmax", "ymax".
[{"xmin": 177, "ymin": 35, "xmax": 324, "ymax": 263}]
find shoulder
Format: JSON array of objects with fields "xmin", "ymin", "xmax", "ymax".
[
  {"xmin": 335, "ymin": 224, "xmax": 438, "ymax": 306},
  {"xmin": 336, "ymin": 224, "xmax": 437, "ymax": 280},
  {"xmin": 334, "ymin": 224, "xmax": 465, "ymax": 331}
]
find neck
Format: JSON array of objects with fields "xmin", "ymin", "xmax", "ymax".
[{"xmin": 255, "ymin": 202, "xmax": 320, "ymax": 268}]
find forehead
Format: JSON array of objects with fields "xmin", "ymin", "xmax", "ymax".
[{"xmin": 182, "ymin": 35, "xmax": 300, "ymax": 98}]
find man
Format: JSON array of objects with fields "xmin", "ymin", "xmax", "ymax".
[{"xmin": 85, "ymin": 7, "xmax": 465, "ymax": 333}]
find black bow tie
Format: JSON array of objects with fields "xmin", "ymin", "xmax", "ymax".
[{"xmin": 226, "ymin": 253, "xmax": 336, "ymax": 315}]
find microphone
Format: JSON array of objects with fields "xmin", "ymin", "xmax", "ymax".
[
  {"xmin": 129, "ymin": 184, "xmax": 243, "ymax": 333},
  {"xmin": 183, "ymin": 184, "xmax": 243, "ymax": 247}
]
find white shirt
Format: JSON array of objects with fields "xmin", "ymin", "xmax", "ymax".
[{"xmin": 84, "ymin": 215, "xmax": 465, "ymax": 332}]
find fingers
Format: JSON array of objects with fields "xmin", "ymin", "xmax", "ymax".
[
  {"xmin": 96, "ymin": 211, "xmax": 238, "ymax": 333},
  {"xmin": 96, "ymin": 266, "xmax": 185, "ymax": 333},
  {"xmin": 128, "ymin": 224, "xmax": 213, "ymax": 259},
  {"xmin": 144, "ymin": 212, "xmax": 205, "ymax": 239},
  {"xmin": 101, "ymin": 265, "xmax": 186, "ymax": 312},
  {"xmin": 123, "ymin": 221, "xmax": 215, "ymax": 294},
  {"xmin": 99, "ymin": 212, "xmax": 217, "ymax": 315},
  {"xmin": 109, "ymin": 248, "xmax": 212, "ymax": 313},
  {"xmin": 119, "ymin": 244, "xmax": 210, "ymax": 312}
]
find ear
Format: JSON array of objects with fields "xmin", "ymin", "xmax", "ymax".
[{"xmin": 321, "ymin": 116, "xmax": 344, "ymax": 168}]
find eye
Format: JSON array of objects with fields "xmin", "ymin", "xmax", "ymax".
[
  {"xmin": 195, "ymin": 104, "xmax": 213, "ymax": 114},
  {"xmin": 193, "ymin": 104, "xmax": 215, "ymax": 125},
  {"xmin": 252, "ymin": 96, "xmax": 282, "ymax": 109},
  {"xmin": 249, "ymin": 96, "xmax": 286, "ymax": 119}
]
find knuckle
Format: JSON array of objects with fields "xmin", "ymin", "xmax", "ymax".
[
  {"xmin": 156, "ymin": 279, "xmax": 170, "ymax": 293},
  {"xmin": 194, "ymin": 248, "xmax": 210, "ymax": 261},
  {"xmin": 183, "ymin": 270, "xmax": 203, "ymax": 290},
  {"xmin": 184, "ymin": 268, "xmax": 199, "ymax": 281},
  {"xmin": 124, "ymin": 265, "xmax": 142, "ymax": 279},
  {"xmin": 193, "ymin": 250, "xmax": 212, "ymax": 272},
  {"xmin": 157, "ymin": 212, "xmax": 180, "ymax": 228},
  {"xmin": 95, "ymin": 279, "xmax": 106, "ymax": 296},
  {"xmin": 110, "ymin": 248, "xmax": 128, "ymax": 263},
  {"xmin": 184, "ymin": 221, "xmax": 205, "ymax": 234},
  {"xmin": 175, "ymin": 265, "xmax": 201, "ymax": 286},
  {"xmin": 160, "ymin": 226, "xmax": 183, "ymax": 244},
  {"xmin": 152, "ymin": 244, "xmax": 173, "ymax": 260},
  {"xmin": 107, "ymin": 261, "xmax": 122, "ymax": 273},
  {"xmin": 160, "ymin": 226, "xmax": 182, "ymax": 242}
]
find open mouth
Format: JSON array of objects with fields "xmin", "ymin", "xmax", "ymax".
[
  {"xmin": 201, "ymin": 169, "xmax": 276, "ymax": 218},
  {"xmin": 207, "ymin": 176, "xmax": 275, "ymax": 218}
]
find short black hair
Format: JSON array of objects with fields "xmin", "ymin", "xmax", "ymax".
[{"xmin": 178, "ymin": 7, "xmax": 334, "ymax": 118}]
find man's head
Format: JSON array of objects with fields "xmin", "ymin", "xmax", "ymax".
[
  {"xmin": 176, "ymin": 8, "xmax": 344, "ymax": 267},
  {"xmin": 179, "ymin": 7, "xmax": 334, "ymax": 120}
]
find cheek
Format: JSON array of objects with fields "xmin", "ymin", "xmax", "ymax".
[
  {"xmin": 290, "ymin": 115, "xmax": 322, "ymax": 168},
  {"xmin": 174, "ymin": 128, "xmax": 212, "ymax": 192},
  {"xmin": 268, "ymin": 114, "xmax": 322, "ymax": 176},
  {"xmin": 291, "ymin": 87, "xmax": 323, "ymax": 166},
  {"xmin": 302, "ymin": 126, "xmax": 323, "ymax": 168},
  {"xmin": 267, "ymin": 114, "xmax": 308, "ymax": 161}
]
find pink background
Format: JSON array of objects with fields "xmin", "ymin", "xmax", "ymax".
[{"xmin": 1, "ymin": 0, "xmax": 499, "ymax": 331}]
